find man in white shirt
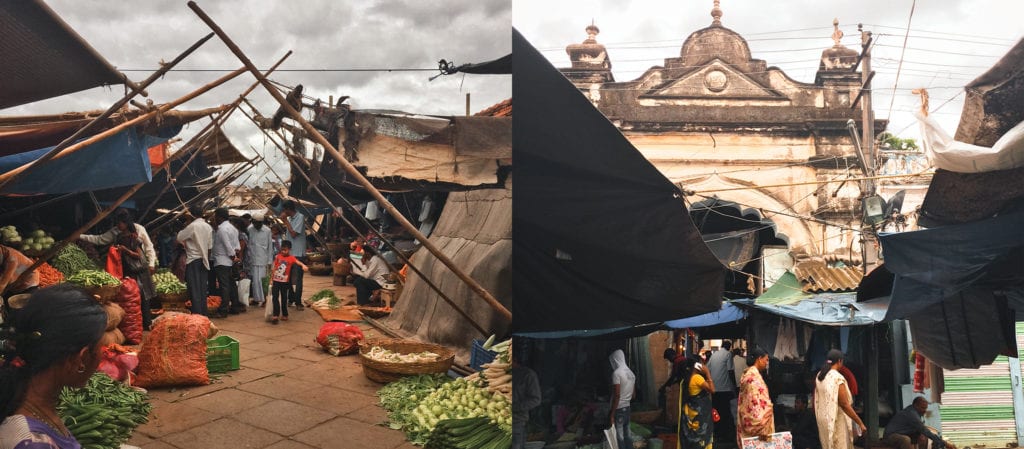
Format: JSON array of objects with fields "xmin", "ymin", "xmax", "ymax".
[
  {"xmin": 176, "ymin": 205, "xmax": 213, "ymax": 316},
  {"xmin": 708, "ymin": 340, "xmax": 737, "ymax": 445},
  {"xmin": 212, "ymin": 207, "xmax": 242, "ymax": 317},
  {"xmin": 350, "ymin": 245, "xmax": 389, "ymax": 305},
  {"xmin": 246, "ymin": 214, "xmax": 273, "ymax": 307},
  {"xmin": 609, "ymin": 349, "xmax": 635, "ymax": 449},
  {"xmin": 80, "ymin": 209, "xmax": 157, "ymax": 272},
  {"xmin": 280, "ymin": 200, "xmax": 306, "ymax": 309}
]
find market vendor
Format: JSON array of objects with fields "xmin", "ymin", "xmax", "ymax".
[
  {"xmin": 881, "ymin": 397, "xmax": 952, "ymax": 449},
  {"xmin": 79, "ymin": 209, "xmax": 157, "ymax": 274},
  {"xmin": 512, "ymin": 346, "xmax": 541, "ymax": 449},
  {"xmin": 0, "ymin": 245, "xmax": 39, "ymax": 296},
  {"xmin": 349, "ymin": 245, "xmax": 388, "ymax": 305}
]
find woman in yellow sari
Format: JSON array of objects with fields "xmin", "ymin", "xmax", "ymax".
[
  {"xmin": 814, "ymin": 349, "xmax": 867, "ymax": 449},
  {"xmin": 678, "ymin": 356, "xmax": 715, "ymax": 449},
  {"xmin": 737, "ymin": 348, "xmax": 775, "ymax": 445}
]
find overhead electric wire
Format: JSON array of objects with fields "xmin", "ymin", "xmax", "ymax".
[
  {"xmin": 864, "ymin": 24, "xmax": 1017, "ymax": 43},
  {"xmin": 876, "ymin": 32, "xmax": 1018, "ymax": 47},
  {"xmin": 117, "ymin": 68, "xmax": 439, "ymax": 72}
]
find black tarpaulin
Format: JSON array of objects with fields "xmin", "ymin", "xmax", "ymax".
[
  {"xmin": 512, "ymin": 29, "xmax": 725, "ymax": 333},
  {"xmin": 449, "ymin": 54, "xmax": 511, "ymax": 75},
  {"xmin": 0, "ymin": 0, "xmax": 127, "ymax": 109}
]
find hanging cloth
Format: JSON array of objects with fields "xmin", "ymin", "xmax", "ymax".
[{"xmin": 774, "ymin": 318, "xmax": 800, "ymax": 361}]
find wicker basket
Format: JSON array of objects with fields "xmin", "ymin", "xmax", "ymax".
[
  {"xmin": 358, "ymin": 338, "xmax": 454, "ymax": 383},
  {"xmin": 308, "ymin": 264, "xmax": 332, "ymax": 276},
  {"xmin": 332, "ymin": 274, "xmax": 347, "ymax": 286},
  {"xmin": 306, "ymin": 253, "xmax": 329, "ymax": 264},
  {"xmin": 158, "ymin": 292, "xmax": 188, "ymax": 303},
  {"xmin": 326, "ymin": 242, "xmax": 348, "ymax": 258}
]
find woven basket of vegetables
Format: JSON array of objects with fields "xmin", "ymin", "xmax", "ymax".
[
  {"xmin": 66, "ymin": 270, "xmax": 121, "ymax": 302},
  {"xmin": 359, "ymin": 339, "xmax": 454, "ymax": 383}
]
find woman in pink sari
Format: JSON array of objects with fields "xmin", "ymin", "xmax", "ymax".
[{"xmin": 737, "ymin": 348, "xmax": 775, "ymax": 445}]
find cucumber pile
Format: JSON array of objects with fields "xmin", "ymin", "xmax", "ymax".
[
  {"xmin": 425, "ymin": 417, "xmax": 511, "ymax": 449},
  {"xmin": 57, "ymin": 373, "xmax": 152, "ymax": 449}
]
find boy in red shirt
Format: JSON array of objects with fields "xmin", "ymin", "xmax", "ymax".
[{"xmin": 270, "ymin": 240, "xmax": 308, "ymax": 324}]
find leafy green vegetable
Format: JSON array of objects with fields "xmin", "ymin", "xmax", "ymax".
[
  {"xmin": 309, "ymin": 289, "xmax": 337, "ymax": 302},
  {"xmin": 378, "ymin": 374, "xmax": 452, "ymax": 437}
]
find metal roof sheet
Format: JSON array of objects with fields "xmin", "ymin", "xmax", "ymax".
[{"xmin": 794, "ymin": 261, "xmax": 863, "ymax": 293}]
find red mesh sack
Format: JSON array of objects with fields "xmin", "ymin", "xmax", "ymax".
[
  {"xmin": 315, "ymin": 322, "xmax": 364, "ymax": 356},
  {"xmin": 115, "ymin": 278, "xmax": 143, "ymax": 344},
  {"xmin": 135, "ymin": 314, "xmax": 212, "ymax": 388}
]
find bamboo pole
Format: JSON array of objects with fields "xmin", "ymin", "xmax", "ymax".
[
  {"xmin": 248, "ymin": 126, "xmax": 490, "ymax": 336},
  {"xmin": 137, "ymin": 51, "xmax": 293, "ymax": 221},
  {"xmin": 0, "ymin": 33, "xmax": 215, "ymax": 193},
  {"xmin": 0, "ymin": 67, "xmax": 248, "ymax": 188},
  {"xmin": 188, "ymin": 1, "xmax": 511, "ymax": 321}
]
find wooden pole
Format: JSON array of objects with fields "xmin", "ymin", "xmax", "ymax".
[
  {"xmin": 0, "ymin": 67, "xmax": 248, "ymax": 188},
  {"xmin": 188, "ymin": 1, "xmax": 510, "ymax": 322},
  {"xmin": 0, "ymin": 33, "xmax": 215, "ymax": 193},
  {"xmin": 247, "ymin": 123, "xmax": 490, "ymax": 336},
  {"xmin": 137, "ymin": 51, "xmax": 293, "ymax": 221}
]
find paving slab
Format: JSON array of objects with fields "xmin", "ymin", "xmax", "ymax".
[{"xmin": 128, "ymin": 276, "xmax": 411, "ymax": 448}]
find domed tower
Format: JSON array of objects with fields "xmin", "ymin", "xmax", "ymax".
[
  {"xmin": 561, "ymin": 21, "xmax": 615, "ymax": 85},
  {"xmin": 815, "ymin": 19, "xmax": 863, "ymax": 108}
]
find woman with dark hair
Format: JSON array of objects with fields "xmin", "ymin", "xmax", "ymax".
[
  {"xmin": 0, "ymin": 285, "xmax": 107, "ymax": 448},
  {"xmin": 677, "ymin": 356, "xmax": 715, "ymax": 449},
  {"xmin": 114, "ymin": 213, "xmax": 156, "ymax": 330},
  {"xmin": 814, "ymin": 349, "xmax": 866, "ymax": 449},
  {"xmin": 737, "ymin": 348, "xmax": 774, "ymax": 444}
]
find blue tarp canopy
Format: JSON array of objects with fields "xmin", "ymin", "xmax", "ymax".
[
  {"xmin": 745, "ymin": 293, "xmax": 889, "ymax": 327},
  {"xmin": 0, "ymin": 125, "xmax": 181, "ymax": 195},
  {"xmin": 514, "ymin": 322, "xmax": 664, "ymax": 340},
  {"xmin": 665, "ymin": 299, "xmax": 749, "ymax": 329}
]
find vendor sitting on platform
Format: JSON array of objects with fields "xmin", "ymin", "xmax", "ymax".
[
  {"xmin": 0, "ymin": 245, "xmax": 38, "ymax": 296},
  {"xmin": 881, "ymin": 397, "xmax": 953, "ymax": 449},
  {"xmin": 350, "ymin": 245, "xmax": 388, "ymax": 305}
]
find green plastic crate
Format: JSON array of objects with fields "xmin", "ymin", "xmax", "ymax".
[{"xmin": 206, "ymin": 335, "xmax": 239, "ymax": 373}]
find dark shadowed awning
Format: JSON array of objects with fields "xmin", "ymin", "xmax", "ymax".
[
  {"xmin": 513, "ymin": 29, "xmax": 725, "ymax": 333},
  {"xmin": 0, "ymin": 0, "xmax": 127, "ymax": 109},
  {"xmin": 188, "ymin": 126, "xmax": 249, "ymax": 166}
]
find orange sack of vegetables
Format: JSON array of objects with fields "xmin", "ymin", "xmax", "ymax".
[{"xmin": 37, "ymin": 263, "xmax": 64, "ymax": 287}]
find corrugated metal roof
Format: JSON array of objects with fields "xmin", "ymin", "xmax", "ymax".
[
  {"xmin": 0, "ymin": 0, "xmax": 126, "ymax": 110},
  {"xmin": 793, "ymin": 261, "xmax": 863, "ymax": 293}
]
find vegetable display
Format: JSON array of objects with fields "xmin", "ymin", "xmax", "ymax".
[
  {"xmin": 378, "ymin": 374, "xmax": 452, "ymax": 433},
  {"xmin": 308, "ymin": 289, "xmax": 341, "ymax": 309},
  {"xmin": 67, "ymin": 270, "xmax": 121, "ymax": 288},
  {"xmin": 52, "ymin": 244, "xmax": 98, "ymax": 277},
  {"xmin": 366, "ymin": 346, "xmax": 441, "ymax": 363},
  {"xmin": 153, "ymin": 271, "xmax": 186, "ymax": 294},
  {"xmin": 37, "ymin": 262, "xmax": 64, "ymax": 287},
  {"xmin": 426, "ymin": 417, "xmax": 511, "ymax": 449},
  {"xmin": 465, "ymin": 338, "xmax": 512, "ymax": 401},
  {"xmin": 57, "ymin": 373, "xmax": 152, "ymax": 449},
  {"xmin": 0, "ymin": 225, "xmax": 22, "ymax": 246},
  {"xmin": 408, "ymin": 378, "xmax": 512, "ymax": 443}
]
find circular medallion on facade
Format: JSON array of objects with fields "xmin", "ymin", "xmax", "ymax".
[{"xmin": 704, "ymin": 70, "xmax": 728, "ymax": 92}]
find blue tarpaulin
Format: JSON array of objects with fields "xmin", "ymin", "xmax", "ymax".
[
  {"xmin": 665, "ymin": 300, "xmax": 749, "ymax": 328},
  {"xmin": 0, "ymin": 125, "xmax": 181, "ymax": 195}
]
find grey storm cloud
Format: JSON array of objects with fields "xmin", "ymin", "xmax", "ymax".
[{"xmin": 9, "ymin": 0, "xmax": 511, "ymax": 186}]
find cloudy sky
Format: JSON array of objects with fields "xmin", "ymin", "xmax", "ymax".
[
  {"xmin": 515, "ymin": 0, "xmax": 1022, "ymax": 142},
  {"xmin": 7, "ymin": 0, "xmax": 511, "ymax": 184}
]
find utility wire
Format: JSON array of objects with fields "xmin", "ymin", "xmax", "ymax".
[
  {"xmin": 887, "ymin": 0, "xmax": 918, "ymax": 124},
  {"xmin": 118, "ymin": 68, "xmax": 439, "ymax": 72}
]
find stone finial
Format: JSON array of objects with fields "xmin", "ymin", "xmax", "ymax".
[
  {"xmin": 711, "ymin": 0, "xmax": 722, "ymax": 26},
  {"xmin": 585, "ymin": 19, "xmax": 599, "ymax": 42},
  {"xmin": 832, "ymin": 18, "xmax": 844, "ymax": 46}
]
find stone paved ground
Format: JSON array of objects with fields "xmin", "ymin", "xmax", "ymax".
[{"xmin": 128, "ymin": 275, "xmax": 415, "ymax": 449}]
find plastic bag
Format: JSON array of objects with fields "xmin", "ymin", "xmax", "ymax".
[
  {"xmin": 314, "ymin": 322, "xmax": 364, "ymax": 356},
  {"xmin": 106, "ymin": 247, "xmax": 124, "ymax": 279},
  {"xmin": 237, "ymin": 278, "xmax": 251, "ymax": 306}
]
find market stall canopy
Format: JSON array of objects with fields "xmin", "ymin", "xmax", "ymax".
[
  {"xmin": 918, "ymin": 38, "xmax": 1024, "ymax": 227},
  {"xmin": 184, "ymin": 125, "xmax": 250, "ymax": 166},
  {"xmin": 0, "ymin": 125, "xmax": 181, "ymax": 195},
  {"xmin": 877, "ymin": 208, "xmax": 1024, "ymax": 368},
  {"xmin": 512, "ymin": 29, "xmax": 726, "ymax": 333},
  {"xmin": 664, "ymin": 299, "xmax": 749, "ymax": 329},
  {"xmin": 0, "ymin": 0, "xmax": 129, "ymax": 109},
  {"xmin": 751, "ymin": 271, "xmax": 887, "ymax": 326}
]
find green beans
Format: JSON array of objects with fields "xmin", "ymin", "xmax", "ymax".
[
  {"xmin": 66, "ymin": 270, "xmax": 121, "ymax": 288},
  {"xmin": 57, "ymin": 373, "xmax": 152, "ymax": 449},
  {"xmin": 52, "ymin": 245, "xmax": 98, "ymax": 277}
]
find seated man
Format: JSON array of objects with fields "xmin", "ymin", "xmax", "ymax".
[
  {"xmin": 882, "ymin": 397, "xmax": 953, "ymax": 449},
  {"xmin": 791, "ymin": 395, "xmax": 821, "ymax": 449}
]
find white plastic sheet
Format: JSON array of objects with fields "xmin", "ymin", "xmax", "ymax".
[{"xmin": 917, "ymin": 112, "xmax": 1024, "ymax": 173}]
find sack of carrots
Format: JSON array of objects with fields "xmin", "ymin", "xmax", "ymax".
[{"xmin": 37, "ymin": 262, "xmax": 64, "ymax": 287}]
